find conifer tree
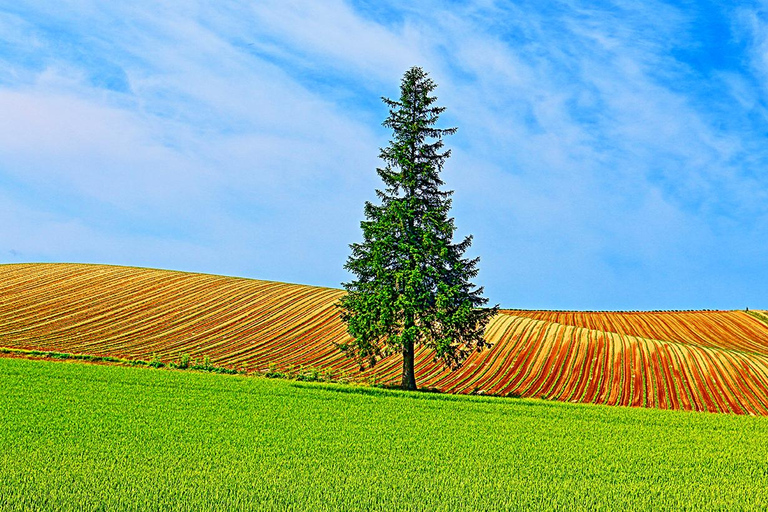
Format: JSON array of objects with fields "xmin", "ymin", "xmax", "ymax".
[{"xmin": 338, "ymin": 67, "xmax": 498, "ymax": 391}]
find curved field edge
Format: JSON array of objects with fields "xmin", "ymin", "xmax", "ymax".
[{"xmin": 2, "ymin": 263, "xmax": 768, "ymax": 414}]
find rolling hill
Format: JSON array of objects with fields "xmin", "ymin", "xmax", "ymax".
[{"xmin": 2, "ymin": 263, "xmax": 768, "ymax": 414}]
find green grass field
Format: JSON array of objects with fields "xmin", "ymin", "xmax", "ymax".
[{"xmin": 1, "ymin": 357, "xmax": 767, "ymax": 511}]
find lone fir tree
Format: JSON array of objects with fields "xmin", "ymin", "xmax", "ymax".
[{"xmin": 338, "ymin": 67, "xmax": 498, "ymax": 390}]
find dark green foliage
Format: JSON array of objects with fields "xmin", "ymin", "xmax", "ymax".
[
  {"xmin": 265, "ymin": 362, "xmax": 284, "ymax": 378},
  {"xmin": 339, "ymin": 67, "xmax": 498, "ymax": 390},
  {"xmin": 149, "ymin": 352, "xmax": 163, "ymax": 368}
]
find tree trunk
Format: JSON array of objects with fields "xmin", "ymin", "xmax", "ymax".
[{"xmin": 401, "ymin": 340, "xmax": 417, "ymax": 390}]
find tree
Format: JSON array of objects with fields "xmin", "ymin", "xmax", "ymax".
[{"xmin": 338, "ymin": 66, "xmax": 498, "ymax": 391}]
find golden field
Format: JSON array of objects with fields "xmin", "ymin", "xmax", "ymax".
[{"xmin": 2, "ymin": 263, "xmax": 768, "ymax": 414}]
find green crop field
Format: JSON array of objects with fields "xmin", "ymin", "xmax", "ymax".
[{"xmin": 1, "ymin": 357, "xmax": 768, "ymax": 511}]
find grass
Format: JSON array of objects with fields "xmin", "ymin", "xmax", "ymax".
[
  {"xmin": 0, "ymin": 346, "xmax": 242, "ymax": 374},
  {"xmin": 1, "ymin": 357, "xmax": 768, "ymax": 511},
  {"xmin": 0, "ymin": 346, "xmax": 357, "ymax": 384}
]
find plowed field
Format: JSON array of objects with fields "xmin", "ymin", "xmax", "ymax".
[{"xmin": 2, "ymin": 263, "xmax": 768, "ymax": 414}]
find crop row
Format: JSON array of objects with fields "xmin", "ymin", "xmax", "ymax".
[
  {"xmin": 504, "ymin": 309, "xmax": 768, "ymax": 355},
  {"xmin": 2, "ymin": 263, "xmax": 768, "ymax": 414}
]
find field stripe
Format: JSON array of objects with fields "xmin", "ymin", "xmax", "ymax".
[{"xmin": 3, "ymin": 264, "xmax": 768, "ymax": 414}]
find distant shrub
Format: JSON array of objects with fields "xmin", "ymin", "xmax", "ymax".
[
  {"xmin": 297, "ymin": 367, "xmax": 321, "ymax": 382},
  {"xmin": 149, "ymin": 353, "xmax": 163, "ymax": 368},
  {"xmin": 265, "ymin": 364, "xmax": 338, "ymax": 383},
  {"xmin": 265, "ymin": 363, "xmax": 284, "ymax": 378},
  {"xmin": 187, "ymin": 355, "xmax": 237, "ymax": 374}
]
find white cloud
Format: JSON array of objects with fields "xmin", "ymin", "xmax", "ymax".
[
  {"xmin": 2, "ymin": 0, "xmax": 768, "ymax": 308},
  {"xmin": 0, "ymin": 88, "xmax": 212, "ymax": 213},
  {"xmin": 246, "ymin": 0, "xmax": 425, "ymax": 83}
]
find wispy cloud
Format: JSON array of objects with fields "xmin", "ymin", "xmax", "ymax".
[{"xmin": 1, "ymin": 1, "xmax": 767, "ymax": 308}]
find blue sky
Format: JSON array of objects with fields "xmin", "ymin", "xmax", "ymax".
[{"xmin": 2, "ymin": 0, "xmax": 768, "ymax": 310}]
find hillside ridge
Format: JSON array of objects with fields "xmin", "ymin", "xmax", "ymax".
[{"xmin": 2, "ymin": 263, "xmax": 768, "ymax": 414}]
